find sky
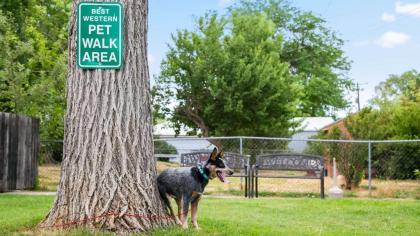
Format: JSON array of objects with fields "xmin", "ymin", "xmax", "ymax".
[{"xmin": 148, "ymin": 0, "xmax": 420, "ymax": 115}]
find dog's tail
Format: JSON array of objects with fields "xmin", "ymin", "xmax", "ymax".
[
  {"xmin": 158, "ymin": 185, "xmax": 170, "ymax": 208},
  {"xmin": 157, "ymin": 179, "xmax": 172, "ymax": 215}
]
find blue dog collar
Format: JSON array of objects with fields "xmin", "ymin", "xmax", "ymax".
[{"xmin": 197, "ymin": 165, "xmax": 209, "ymax": 182}]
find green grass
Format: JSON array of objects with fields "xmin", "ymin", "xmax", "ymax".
[
  {"xmin": 206, "ymin": 189, "xmax": 321, "ymax": 198},
  {"xmin": 0, "ymin": 195, "xmax": 53, "ymax": 235},
  {"xmin": 151, "ymin": 198, "xmax": 420, "ymax": 236},
  {"xmin": 0, "ymin": 195, "xmax": 419, "ymax": 235}
]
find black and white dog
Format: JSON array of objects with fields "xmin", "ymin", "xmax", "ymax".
[{"xmin": 157, "ymin": 147, "xmax": 233, "ymax": 229}]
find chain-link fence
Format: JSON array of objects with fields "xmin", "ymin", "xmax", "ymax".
[
  {"xmin": 154, "ymin": 137, "xmax": 420, "ymax": 199},
  {"xmin": 39, "ymin": 137, "xmax": 420, "ymax": 198}
]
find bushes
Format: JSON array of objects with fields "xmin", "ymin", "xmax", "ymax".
[
  {"xmin": 355, "ymin": 103, "xmax": 420, "ymax": 180},
  {"xmin": 154, "ymin": 140, "xmax": 177, "ymax": 154},
  {"xmin": 39, "ymin": 141, "xmax": 63, "ymax": 164},
  {"xmin": 305, "ymin": 105, "xmax": 420, "ymax": 188},
  {"xmin": 305, "ymin": 127, "xmax": 367, "ymax": 190},
  {"xmin": 323, "ymin": 127, "xmax": 366, "ymax": 190},
  {"xmin": 414, "ymin": 169, "xmax": 420, "ymax": 179},
  {"xmin": 373, "ymin": 142, "xmax": 420, "ymax": 180}
]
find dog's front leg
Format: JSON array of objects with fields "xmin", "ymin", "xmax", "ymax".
[
  {"xmin": 191, "ymin": 200, "xmax": 200, "ymax": 229},
  {"xmin": 191, "ymin": 192, "xmax": 202, "ymax": 229}
]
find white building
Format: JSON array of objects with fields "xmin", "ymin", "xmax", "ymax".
[{"xmin": 288, "ymin": 117, "xmax": 335, "ymax": 153}]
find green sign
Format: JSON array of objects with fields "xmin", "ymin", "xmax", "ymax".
[{"xmin": 77, "ymin": 2, "xmax": 123, "ymax": 69}]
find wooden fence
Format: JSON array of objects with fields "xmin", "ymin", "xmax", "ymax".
[{"xmin": 0, "ymin": 112, "xmax": 39, "ymax": 192}]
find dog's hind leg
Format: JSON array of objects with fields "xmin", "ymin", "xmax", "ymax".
[
  {"xmin": 158, "ymin": 185, "xmax": 181, "ymax": 225},
  {"xmin": 165, "ymin": 195, "xmax": 182, "ymax": 225},
  {"xmin": 175, "ymin": 198, "xmax": 183, "ymax": 226}
]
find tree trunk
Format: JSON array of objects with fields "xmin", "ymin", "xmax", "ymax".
[{"xmin": 39, "ymin": 0, "xmax": 173, "ymax": 233}]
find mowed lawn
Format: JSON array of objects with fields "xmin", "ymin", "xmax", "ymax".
[
  {"xmin": 0, "ymin": 195, "xmax": 419, "ymax": 236},
  {"xmin": 0, "ymin": 195, "xmax": 53, "ymax": 235}
]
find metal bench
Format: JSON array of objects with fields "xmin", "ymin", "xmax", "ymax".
[
  {"xmin": 251, "ymin": 153, "xmax": 325, "ymax": 198},
  {"xmin": 180, "ymin": 151, "xmax": 250, "ymax": 197}
]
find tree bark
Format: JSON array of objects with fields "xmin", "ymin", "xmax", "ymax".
[{"xmin": 39, "ymin": 0, "xmax": 173, "ymax": 233}]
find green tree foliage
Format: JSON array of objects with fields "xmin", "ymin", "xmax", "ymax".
[
  {"xmin": 0, "ymin": 0, "xmax": 30, "ymax": 36},
  {"xmin": 307, "ymin": 106, "xmax": 420, "ymax": 181},
  {"xmin": 307, "ymin": 70, "xmax": 420, "ymax": 181},
  {"xmin": 154, "ymin": 0, "xmax": 352, "ymax": 137},
  {"xmin": 231, "ymin": 0, "xmax": 352, "ymax": 116},
  {"xmin": 369, "ymin": 71, "xmax": 420, "ymax": 179},
  {"xmin": 348, "ymin": 106, "xmax": 420, "ymax": 180},
  {"xmin": 0, "ymin": 11, "xmax": 33, "ymax": 112},
  {"xmin": 0, "ymin": 1, "xmax": 71, "ymax": 142},
  {"xmin": 369, "ymin": 71, "xmax": 420, "ymax": 140},
  {"xmin": 372, "ymin": 70, "xmax": 420, "ymax": 106},
  {"xmin": 154, "ymin": 140, "xmax": 178, "ymax": 155},
  {"xmin": 154, "ymin": 12, "xmax": 302, "ymax": 137},
  {"xmin": 345, "ymin": 107, "xmax": 393, "ymax": 140}
]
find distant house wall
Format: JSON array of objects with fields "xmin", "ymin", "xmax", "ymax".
[
  {"xmin": 288, "ymin": 131, "xmax": 318, "ymax": 153},
  {"xmin": 0, "ymin": 112, "xmax": 39, "ymax": 192},
  {"xmin": 288, "ymin": 117, "xmax": 335, "ymax": 153},
  {"xmin": 321, "ymin": 119, "xmax": 350, "ymax": 177},
  {"xmin": 321, "ymin": 119, "xmax": 351, "ymax": 138}
]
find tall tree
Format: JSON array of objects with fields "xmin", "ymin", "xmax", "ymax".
[
  {"xmin": 154, "ymin": 0, "xmax": 352, "ymax": 138},
  {"xmin": 154, "ymin": 12, "xmax": 302, "ymax": 137},
  {"xmin": 233, "ymin": 0, "xmax": 352, "ymax": 116},
  {"xmin": 40, "ymin": 0, "xmax": 172, "ymax": 233}
]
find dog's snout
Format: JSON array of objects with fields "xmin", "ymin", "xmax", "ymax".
[{"xmin": 228, "ymin": 170, "xmax": 234, "ymax": 176}]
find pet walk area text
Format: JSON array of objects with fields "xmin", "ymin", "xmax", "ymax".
[{"xmin": 77, "ymin": 2, "xmax": 123, "ymax": 69}]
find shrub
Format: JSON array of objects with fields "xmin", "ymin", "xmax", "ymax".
[{"xmin": 154, "ymin": 140, "xmax": 177, "ymax": 154}]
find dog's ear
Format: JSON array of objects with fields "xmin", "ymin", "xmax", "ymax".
[
  {"xmin": 209, "ymin": 147, "xmax": 218, "ymax": 161},
  {"xmin": 219, "ymin": 150, "xmax": 224, "ymax": 158}
]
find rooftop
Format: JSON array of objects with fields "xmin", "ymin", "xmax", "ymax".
[{"xmin": 293, "ymin": 117, "xmax": 336, "ymax": 132}]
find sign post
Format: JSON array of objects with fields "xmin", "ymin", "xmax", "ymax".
[{"xmin": 77, "ymin": 2, "xmax": 123, "ymax": 69}]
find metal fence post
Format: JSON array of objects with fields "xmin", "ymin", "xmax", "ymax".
[
  {"xmin": 240, "ymin": 137, "xmax": 243, "ymax": 155},
  {"xmin": 368, "ymin": 141, "xmax": 372, "ymax": 197},
  {"xmin": 239, "ymin": 137, "xmax": 245, "ymax": 197}
]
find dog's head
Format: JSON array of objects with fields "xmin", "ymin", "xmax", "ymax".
[{"xmin": 205, "ymin": 147, "xmax": 234, "ymax": 183}]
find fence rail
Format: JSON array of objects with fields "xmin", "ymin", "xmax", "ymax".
[{"xmin": 155, "ymin": 136, "xmax": 420, "ymax": 143}]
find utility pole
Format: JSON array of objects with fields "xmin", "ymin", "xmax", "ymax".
[
  {"xmin": 356, "ymin": 83, "xmax": 360, "ymax": 111},
  {"xmin": 355, "ymin": 82, "xmax": 367, "ymax": 112}
]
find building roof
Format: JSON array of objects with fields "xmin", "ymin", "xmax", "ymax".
[
  {"xmin": 154, "ymin": 123, "xmax": 190, "ymax": 137},
  {"xmin": 293, "ymin": 117, "xmax": 336, "ymax": 132},
  {"xmin": 320, "ymin": 118, "xmax": 345, "ymax": 131}
]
